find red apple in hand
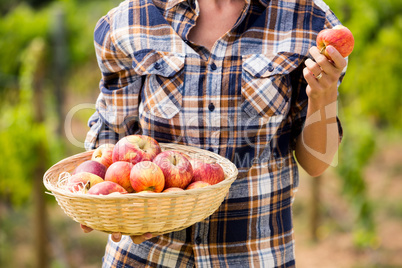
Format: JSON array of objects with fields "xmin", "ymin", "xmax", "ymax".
[
  {"xmin": 316, "ymin": 25, "xmax": 354, "ymax": 60},
  {"xmin": 92, "ymin": 144, "xmax": 115, "ymax": 168},
  {"xmin": 87, "ymin": 181, "xmax": 128, "ymax": 195},
  {"xmin": 186, "ymin": 181, "xmax": 211, "ymax": 190},
  {"xmin": 112, "ymin": 135, "xmax": 162, "ymax": 164},
  {"xmin": 190, "ymin": 159, "xmax": 225, "ymax": 185},
  {"xmin": 105, "ymin": 161, "xmax": 134, "ymax": 193},
  {"xmin": 66, "ymin": 172, "xmax": 104, "ymax": 193},
  {"xmin": 74, "ymin": 160, "xmax": 107, "ymax": 179},
  {"xmin": 153, "ymin": 150, "xmax": 193, "ymax": 189},
  {"xmin": 130, "ymin": 161, "xmax": 165, "ymax": 193}
]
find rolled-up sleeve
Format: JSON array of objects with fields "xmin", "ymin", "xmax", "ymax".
[{"xmin": 85, "ymin": 13, "xmax": 142, "ymax": 150}]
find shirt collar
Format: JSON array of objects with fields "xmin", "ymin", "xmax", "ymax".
[
  {"xmin": 257, "ymin": 0, "xmax": 270, "ymax": 7},
  {"xmin": 165, "ymin": 0, "xmax": 268, "ymax": 10},
  {"xmin": 166, "ymin": 0, "xmax": 190, "ymax": 10}
]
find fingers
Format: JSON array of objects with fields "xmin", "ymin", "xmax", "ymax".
[
  {"xmin": 304, "ymin": 56, "xmax": 326, "ymax": 91},
  {"xmin": 111, "ymin": 232, "xmax": 122, "ymax": 242},
  {"xmin": 304, "ymin": 58, "xmax": 322, "ymax": 79},
  {"xmin": 130, "ymin": 233, "xmax": 154, "ymax": 244},
  {"xmin": 324, "ymin": 45, "xmax": 347, "ymax": 70},
  {"xmin": 304, "ymin": 45, "xmax": 347, "ymax": 90},
  {"xmin": 80, "ymin": 224, "xmax": 93, "ymax": 233},
  {"xmin": 303, "ymin": 67, "xmax": 320, "ymax": 89},
  {"xmin": 80, "ymin": 225, "xmax": 122, "ymax": 243},
  {"xmin": 80, "ymin": 224, "xmax": 153, "ymax": 245},
  {"xmin": 309, "ymin": 46, "xmax": 346, "ymax": 74},
  {"xmin": 112, "ymin": 232, "xmax": 154, "ymax": 244}
]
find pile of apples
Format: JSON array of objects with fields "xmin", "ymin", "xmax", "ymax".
[{"xmin": 65, "ymin": 135, "xmax": 225, "ymax": 195}]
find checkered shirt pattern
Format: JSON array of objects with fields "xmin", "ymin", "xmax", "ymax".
[{"xmin": 85, "ymin": 0, "xmax": 346, "ymax": 267}]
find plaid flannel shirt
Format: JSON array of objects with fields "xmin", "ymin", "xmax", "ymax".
[{"xmin": 85, "ymin": 0, "xmax": 345, "ymax": 267}]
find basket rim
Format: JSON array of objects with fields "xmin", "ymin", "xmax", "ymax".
[{"xmin": 44, "ymin": 143, "xmax": 238, "ymax": 200}]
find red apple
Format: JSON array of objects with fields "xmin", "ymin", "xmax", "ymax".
[
  {"xmin": 177, "ymin": 152, "xmax": 191, "ymax": 160},
  {"xmin": 137, "ymin": 190, "xmax": 155, "ymax": 193},
  {"xmin": 186, "ymin": 181, "xmax": 211, "ymax": 190},
  {"xmin": 105, "ymin": 161, "xmax": 134, "ymax": 193},
  {"xmin": 130, "ymin": 161, "xmax": 165, "ymax": 193},
  {"xmin": 92, "ymin": 144, "xmax": 115, "ymax": 168},
  {"xmin": 153, "ymin": 150, "xmax": 193, "ymax": 189},
  {"xmin": 163, "ymin": 187, "xmax": 185, "ymax": 193},
  {"xmin": 316, "ymin": 25, "xmax": 354, "ymax": 60},
  {"xmin": 74, "ymin": 160, "xmax": 107, "ymax": 179},
  {"xmin": 87, "ymin": 181, "xmax": 127, "ymax": 195},
  {"xmin": 112, "ymin": 135, "xmax": 162, "ymax": 165},
  {"xmin": 66, "ymin": 172, "xmax": 104, "ymax": 193},
  {"xmin": 190, "ymin": 159, "xmax": 225, "ymax": 185}
]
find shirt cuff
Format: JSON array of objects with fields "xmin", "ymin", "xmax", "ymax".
[{"xmin": 85, "ymin": 113, "xmax": 120, "ymax": 150}]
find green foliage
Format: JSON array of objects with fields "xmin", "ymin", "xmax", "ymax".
[
  {"xmin": 52, "ymin": 0, "xmax": 119, "ymax": 65},
  {"xmin": 327, "ymin": 0, "xmax": 402, "ymax": 129},
  {"xmin": 337, "ymin": 115, "xmax": 377, "ymax": 247},
  {"xmin": 0, "ymin": 1, "xmax": 122, "ymax": 267},
  {"xmin": 0, "ymin": 0, "xmax": 54, "ymax": 13},
  {"xmin": 0, "ymin": 0, "xmax": 120, "ymax": 205},
  {"xmin": 0, "ymin": 0, "xmax": 120, "ymax": 95},
  {"xmin": 0, "ymin": 3, "xmax": 51, "ymax": 92},
  {"xmin": 354, "ymin": 21, "xmax": 402, "ymax": 128},
  {"xmin": 0, "ymin": 38, "xmax": 50, "ymax": 205}
]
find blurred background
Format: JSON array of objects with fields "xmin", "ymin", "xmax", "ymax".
[{"xmin": 0, "ymin": 0, "xmax": 401, "ymax": 267}]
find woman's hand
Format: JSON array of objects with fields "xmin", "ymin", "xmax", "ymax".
[
  {"xmin": 303, "ymin": 45, "xmax": 347, "ymax": 108},
  {"xmin": 295, "ymin": 45, "xmax": 347, "ymax": 177},
  {"xmin": 80, "ymin": 224, "xmax": 155, "ymax": 244}
]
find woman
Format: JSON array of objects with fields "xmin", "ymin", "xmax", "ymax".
[{"xmin": 84, "ymin": 0, "xmax": 347, "ymax": 266}]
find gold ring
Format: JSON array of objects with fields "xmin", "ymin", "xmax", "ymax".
[{"xmin": 316, "ymin": 72, "xmax": 323, "ymax": 80}]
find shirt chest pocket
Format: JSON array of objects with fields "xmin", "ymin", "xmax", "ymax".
[
  {"xmin": 241, "ymin": 54, "xmax": 299, "ymax": 118},
  {"xmin": 133, "ymin": 50, "xmax": 186, "ymax": 120}
]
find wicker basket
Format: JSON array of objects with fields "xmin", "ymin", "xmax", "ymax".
[{"xmin": 44, "ymin": 143, "xmax": 238, "ymax": 236}]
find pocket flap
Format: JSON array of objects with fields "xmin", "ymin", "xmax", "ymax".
[
  {"xmin": 242, "ymin": 53, "xmax": 301, "ymax": 78},
  {"xmin": 132, "ymin": 50, "xmax": 185, "ymax": 77}
]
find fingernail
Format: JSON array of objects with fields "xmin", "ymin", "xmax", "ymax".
[
  {"xmin": 112, "ymin": 233, "xmax": 121, "ymax": 242},
  {"xmin": 80, "ymin": 224, "xmax": 92, "ymax": 233},
  {"xmin": 145, "ymin": 233, "xmax": 153, "ymax": 239},
  {"xmin": 326, "ymin": 46, "xmax": 334, "ymax": 54}
]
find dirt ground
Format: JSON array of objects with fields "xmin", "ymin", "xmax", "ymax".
[{"xmin": 294, "ymin": 141, "xmax": 402, "ymax": 268}]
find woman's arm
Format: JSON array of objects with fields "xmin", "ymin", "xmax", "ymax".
[
  {"xmin": 295, "ymin": 45, "xmax": 347, "ymax": 177},
  {"xmin": 85, "ymin": 14, "xmax": 142, "ymax": 150}
]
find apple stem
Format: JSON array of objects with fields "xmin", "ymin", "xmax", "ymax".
[{"xmin": 320, "ymin": 46, "xmax": 326, "ymax": 54}]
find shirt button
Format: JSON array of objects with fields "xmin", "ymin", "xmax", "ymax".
[
  {"xmin": 268, "ymin": 63, "xmax": 274, "ymax": 72},
  {"xmin": 154, "ymin": 62, "xmax": 161, "ymax": 70},
  {"xmin": 210, "ymin": 63, "xmax": 217, "ymax": 70},
  {"xmin": 195, "ymin": 236, "xmax": 202, "ymax": 245},
  {"xmin": 208, "ymin": 103, "xmax": 215, "ymax": 112}
]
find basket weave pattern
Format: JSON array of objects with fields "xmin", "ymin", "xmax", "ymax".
[{"xmin": 44, "ymin": 143, "xmax": 238, "ymax": 235}]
